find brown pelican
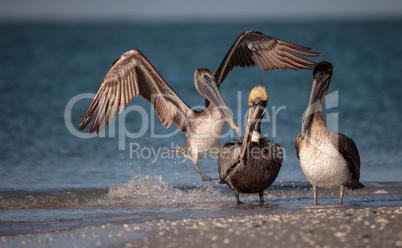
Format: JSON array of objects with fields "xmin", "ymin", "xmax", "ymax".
[
  {"xmin": 295, "ymin": 61, "xmax": 364, "ymax": 205},
  {"xmin": 217, "ymin": 86, "xmax": 283, "ymax": 204},
  {"xmin": 79, "ymin": 31, "xmax": 320, "ymax": 181}
]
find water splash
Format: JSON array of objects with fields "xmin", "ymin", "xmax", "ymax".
[
  {"xmin": 107, "ymin": 174, "xmax": 186, "ymax": 205},
  {"xmin": 107, "ymin": 174, "xmax": 232, "ymax": 206},
  {"xmin": 109, "ymin": 175, "xmax": 169, "ymax": 198}
]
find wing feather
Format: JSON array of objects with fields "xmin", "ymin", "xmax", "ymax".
[
  {"xmin": 329, "ymin": 132, "xmax": 364, "ymax": 189},
  {"xmin": 215, "ymin": 31, "xmax": 321, "ymax": 85},
  {"xmin": 295, "ymin": 134, "xmax": 302, "ymax": 160},
  {"xmin": 265, "ymin": 50, "xmax": 284, "ymax": 70},
  {"xmin": 80, "ymin": 50, "xmax": 192, "ymax": 134},
  {"xmin": 282, "ymin": 51, "xmax": 313, "ymax": 70},
  {"xmin": 217, "ymin": 142, "xmax": 241, "ymax": 181}
]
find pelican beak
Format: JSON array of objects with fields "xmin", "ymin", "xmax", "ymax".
[
  {"xmin": 239, "ymin": 103, "xmax": 266, "ymax": 160},
  {"xmin": 311, "ymin": 74, "xmax": 331, "ymax": 105},
  {"xmin": 300, "ymin": 102, "xmax": 315, "ymax": 139},
  {"xmin": 195, "ymin": 70, "xmax": 239, "ymax": 133},
  {"xmin": 301, "ymin": 71, "xmax": 331, "ymax": 139}
]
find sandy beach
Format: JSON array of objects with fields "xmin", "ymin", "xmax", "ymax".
[
  {"xmin": 131, "ymin": 206, "xmax": 402, "ymax": 248},
  {"xmin": 3, "ymin": 205, "xmax": 401, "ymax": 248}
]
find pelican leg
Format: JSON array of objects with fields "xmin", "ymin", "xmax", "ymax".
[
  {"xmin": 193, "ymin": 161, "xmax": 215, "ymax": 181},
  {"xmin": 313, "ymin": 185, "xmax": 318, "ymax": 205},
  {"xmin": 235, "ymin": 191, "xmax": 243, "ymax": 204},
  {"xmin": 339, "ymin": 185, "xmax": 344, "ymax": 205},
  {"xmin": 259, "ymin": 191, "xmax": 264, "ymax": 203},
  {"xmin": 166, "ymin": 147, "xmax": 216, "ymax": 181}
]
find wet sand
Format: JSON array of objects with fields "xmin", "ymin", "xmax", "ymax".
[
  {"xmin": 3, "ymin": 205, "xmax": 401, "ymax": 248},
  {"xmin": 130, "ymin": 206, "xmax": 402, "ymax": 248}
]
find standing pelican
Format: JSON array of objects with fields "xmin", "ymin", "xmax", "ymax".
[
  {"xmin": 217, "ymin": 86, "xmax": 283, "ymax": 204},
  {"xmin": 80, "ymin": 31, "xmax": 319, "ymax": 181},
  {"xmin": 295, "ymin": 61, "xmax": 364, "ymax": 205}
]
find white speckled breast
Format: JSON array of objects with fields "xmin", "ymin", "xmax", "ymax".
[
  {"xmin": 186, "ymin": 109, "xmax": 227, "ymax": 160},
  {"xmin": 299, "ymin": 136, "xmax": 350, "ymax": 189}
]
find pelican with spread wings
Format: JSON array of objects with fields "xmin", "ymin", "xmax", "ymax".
[{"xmin": 80, "ymin": 31, "xmax": 320, "ymax": 181}]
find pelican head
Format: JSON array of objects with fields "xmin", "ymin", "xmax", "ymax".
[
  {"xmin": 240, "ymin": 86, "xmax": 269, "ymax": 160},
  {"xmin": 194, "ymin": 68, "xmax": 239, "ymax": 133},
  {"xmin": 248, "ymin": 86, "xmax": 269, "ymax": 107},
  {"xmin": 311, "ymin": 61, "xmax": 334, "ymax": 104}
]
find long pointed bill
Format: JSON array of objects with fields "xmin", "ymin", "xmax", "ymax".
[
  {"xmin": 301, "ymin": 75, "xmax": 330, "ymax": 138},
  {"xmin": 240, "ymin": 105, "xmax": 265, "ymax": 160},
  {"xmin": 300, "ymin": 101, "xmax": 315, "ymax": 139},
  {"xmin": 196, "ymin": 77, "xmax": 239, "ymax": 133}
]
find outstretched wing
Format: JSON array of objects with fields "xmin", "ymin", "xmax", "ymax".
[
  {"xmin": 215, "ymin": 31, "xmax": 321, "ymax": 85},
  {"xmin": 79, "ymin": 50, "xmax": 193, "ymax": 134}
]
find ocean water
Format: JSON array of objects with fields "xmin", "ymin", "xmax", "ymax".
[{"xmin": 1, "ymin": 20, "xmax": 402, "ymax": 236}]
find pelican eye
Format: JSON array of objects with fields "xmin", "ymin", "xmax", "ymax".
[{"xmin": 254, "ymin": 97, "xmax": 261, "ymax": 105}]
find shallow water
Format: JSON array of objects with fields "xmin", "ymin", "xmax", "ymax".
[
  {"xmin": 0, "ymin": 20, "xmax": 402, "ymax": 236},
  {"xmin": 1, "ymin": 175, "xmax": 401, "ymax": 235}
]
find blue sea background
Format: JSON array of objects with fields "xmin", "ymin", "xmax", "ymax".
[{"xmin": 0, "ymin": 20, "xmax": 401, "ymax": 236}]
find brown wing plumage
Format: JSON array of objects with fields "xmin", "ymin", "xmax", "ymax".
[
  {"xmin": 215, "ymin": 31, "xmax": 321, "ymax": 85},
  {"xmin": 329, "ymin": 132, "xmax": 364, "ymax": 189},
  {"xmin": 295, "ymin": 134, "xmax": 302, "ymax": 160},
  {"xmin": 79, "ymin": 49, "xmax": 192, "ymax": 134},
  {"xmin": 217, "ymin": 142, "xmax": 241, "ymax": 182}
]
